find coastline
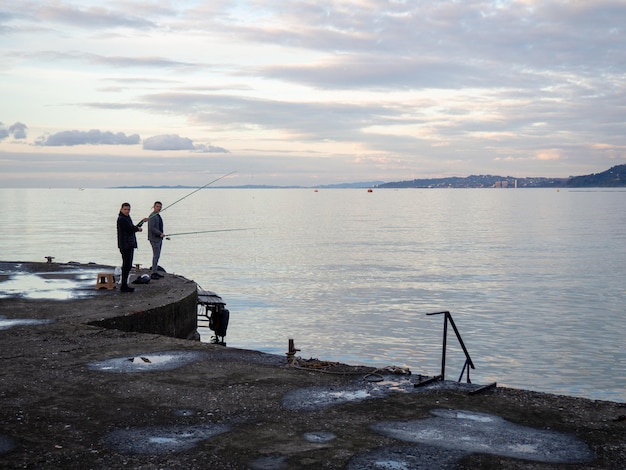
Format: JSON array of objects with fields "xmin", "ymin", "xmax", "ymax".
[{"xmin": 0, "ymin": 261, "xmax": 624, "ymax": 469}]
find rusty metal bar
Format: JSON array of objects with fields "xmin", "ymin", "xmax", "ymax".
[
  {"xmin": 469, "ymin": 381, "xmax": 497, "ymax": 395},
  {"xmin": 413, "ymin": 374, "xmax": 443, "ymax": 388}
]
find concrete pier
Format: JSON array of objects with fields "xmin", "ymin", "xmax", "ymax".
[{"xmin": 0, "ymin": 261, "xmax": 624, "ymax": 469}]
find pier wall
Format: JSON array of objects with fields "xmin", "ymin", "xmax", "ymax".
[{"xmin": 88, "ymin": 287, "xmax": 199, "ymax": 340}]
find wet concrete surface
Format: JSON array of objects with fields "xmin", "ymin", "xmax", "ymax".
[{"xmin": 1, "ymin": 261, "xmax": 625, "ymax": 469}]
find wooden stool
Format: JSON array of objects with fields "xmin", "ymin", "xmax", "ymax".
[{"xmin": 95, "ymin": 272, "xmax": 116, "ymax": 290}]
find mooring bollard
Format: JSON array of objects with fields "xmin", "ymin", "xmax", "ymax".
[{"xmin": 286, "ymin": 339, "xmax": 300, "ymax": 365}]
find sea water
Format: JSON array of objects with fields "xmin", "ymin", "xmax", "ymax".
[{"xmin": 1, "ymin": 187, "xmax": 624, "ymax": 402}]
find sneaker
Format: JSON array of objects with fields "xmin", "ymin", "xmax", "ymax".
[
  {"xmin": 150, "ymin": 273, "xmax": 161, "ymax": 280},
  {"xmin": 120, "ymin": 286, "xmax": 135, "ymax": 293}
]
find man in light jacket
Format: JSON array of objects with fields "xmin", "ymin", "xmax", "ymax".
[{"xmin": 148, "ymin": 201, "xmax": 166, "ymax": 279}]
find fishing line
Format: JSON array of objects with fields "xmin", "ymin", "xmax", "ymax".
[{"xmin": 165, "ymin": 228, "xmax": 257, "ymax": 240}]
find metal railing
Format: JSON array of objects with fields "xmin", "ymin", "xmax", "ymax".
[{"xmin": 427, "ymin": 310, "xmax": 475, "ymax": 383}]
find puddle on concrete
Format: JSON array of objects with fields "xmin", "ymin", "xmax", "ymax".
[
  {"xmin": 248, "ymin": 454, "xmax": 287, "ymax": 470},
  {"xmin": 0, "ymin": 435, "xmax": 17, "ymax": 454},
  {"xmin": 0, "ymin": 315, "xmax": 54, "ymax": 330},
  {"xmin": 370, "ymin": 409, "xmax": 593, "ymax": 464},
  {"xmin": 282, "ymin": 376, "xmax": 472, "ymax": 411},
  {"xmin": 0, "ymin": 270, "xmax": 103, "ymax": 300},
  {"xmin": 372, "ymin": 378, "xmax": 415, "ymax": 393},
  {"xmin": 347, "ymin": 444, "xmax": 466, "ymax": 470},
  {"xmin": 282, "ymin": 384, "xmax": 387, "ymax": 411},
  {"xmin": 87, "ymin": 350, "xmax": 210, "ymax": 373},
  {"xmin": 103, "ymin": 423, "xmax": 229, "ymax": 454},
  {"xmin": 284, "ymin": 380, "xmax": 595, "ymax": 466},
  {"xmin": 303, "ymin": 431, "xmax": 337, "ymax": 443}
]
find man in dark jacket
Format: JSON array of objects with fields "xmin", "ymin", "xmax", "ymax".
[{"xmin": 116, "ymin": 202, "xmax": 147, "ymax": 292}]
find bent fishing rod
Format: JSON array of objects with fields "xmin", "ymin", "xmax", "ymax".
[
  {"xmin": 159, "ymin": 170, "xmax": 237, "ymax": 215},
  {"xmin": 138, "ymin": 170, "xmax": 237, "ymax": 226},
  {"xmin": 164, "ymin": 228, "xmax": 258, "ymax": 240}
]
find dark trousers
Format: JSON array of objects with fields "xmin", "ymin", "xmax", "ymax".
[{"xmin": 119, "ymin": 248, "xmax": 134, "ymax": 287}]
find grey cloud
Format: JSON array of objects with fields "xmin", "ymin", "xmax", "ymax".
[
  {"xmin": 193, "ymin": 144, "xmax": 229, "ymax": 153},
  {"xmin": 35, "ymin": 130, "xmax": 140, "ymax": 146},
  {"xmin": 37, "ymin": 3, "xmax": 159, "ymax": 30},
  {"xmin": 86, "ymin": 92, "xmax": 358, "ymax": 141},
  {"xmin": 115, "ymin": 74, "xmax": 624, "ymax": 174},
  {"xmin": 3, "ymin": 1, "xmax": 626, "ymax": 186},
  {"xmin": 8, "ymin": 122, "xmax": 27, "ymax": 139},
  {"xmin": 143, "ymin": 134, "xmax": 229, "ymax": 153},
  {"xmin": 141, "ymin": 92, "xmax": 380, "ymax": 142},
  {"xmin": 236, "ymin": 2, "xmax": 625, "ymax": 86},
  {"xmin": 87, "ymin": 54, "xmax": 199, "ymax": 69},
  {"xmin": 143, "ymin": 134, "xmax": 195, "ymax": 151},
  {"xmin": 259, "ymin": 57, "xmax": 485, "ymax": 90},
  {"xmin": 11, "ymin": 1, "xmax": 626, "ymax": 84},
  {"xmin": 17, "ymin": 51, "xmax": 198, "ymax": 70},
  {"xmin": 0, "ymin": 121, "xmax": 27, "ymax": 140}
]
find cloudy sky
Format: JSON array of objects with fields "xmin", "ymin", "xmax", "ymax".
[{"xmin": 1, "ymin": 1, "xmax": 625, "ymax": 188}]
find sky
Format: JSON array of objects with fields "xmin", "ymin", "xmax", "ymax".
[{"xmin": 1, "ymin": 0, "xmax": 625, "ymax": 188}]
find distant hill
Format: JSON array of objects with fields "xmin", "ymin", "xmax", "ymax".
[
  {"xmin": 113, "ymin": 181, "xmax": 383, "ymax": 189},
  {"xmin": 377, "ymin": 164, "xmax": 626, "ymax": 189},
  {"xmin": 566, "ymin": 164, "xmax": 626, "ymax": 187},
  {"xmin": 317, "ymin": 181, "xmax": 384, "ymax": 189},
  {"xmin": 114, "ymin": 165, "xmax": 626, "ymax": 190}
]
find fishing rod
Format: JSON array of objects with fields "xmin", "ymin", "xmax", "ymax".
[
  {"xmin": 165, "ymin": 228, "xmax": 257, "ymax": 240},
  {"xmin": 137, "ymin": 170, "xmax": 237, "ymax": 226},
  {"xmin": 159, "ymin": 170, "xmax": 237, "ymax": 215}
]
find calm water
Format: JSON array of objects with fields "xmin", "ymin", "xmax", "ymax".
[{"xmin": 1, "ymin": 188, "xmax": 625, "ymax": 402}]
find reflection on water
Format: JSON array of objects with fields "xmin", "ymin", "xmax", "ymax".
[{"xmin": 1, "ymin": 188, "xmax": 625, "ymax": 402}]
